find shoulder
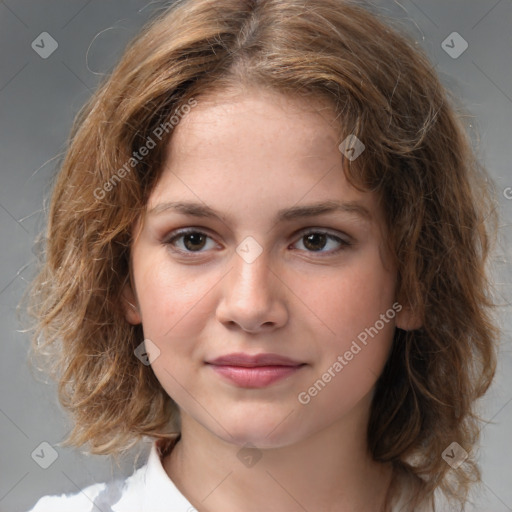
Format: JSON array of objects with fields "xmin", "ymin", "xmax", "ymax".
[
  {"xmin": 27, "ymin": 471, "xmax": 146, "ymax": 512},
  {"xmin": 27, "ymin": 435, "xmax": 187, "ymax": 512},
  {"xmin": 26, "ymin": 467, "xmax": 148, "ymax": 512},
  {"xmin": 390, "ymin": 467, "xmax": 433, "ymax": 512},
  {"xmin": 390, "ymin": 467, "xmax": 459, "ymax": 512},
  {"xmin": 27, "ymin": 482, "xmax": 107, "ymax": 512}
]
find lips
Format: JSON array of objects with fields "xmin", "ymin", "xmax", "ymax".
[
  {"xmin": 207, "ymin": 352, "xmax": 304, "ymax": 367},
  {"xmin": 206, "ymin": 353, "xmax": 306, "ymax": 388}
]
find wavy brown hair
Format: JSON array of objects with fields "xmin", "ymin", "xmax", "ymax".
[{"xmin": 24, "ymin": 0, "xmax": 499, "ymax": 509}]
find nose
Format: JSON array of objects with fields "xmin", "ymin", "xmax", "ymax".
[{"xmin": 215, "ymin": 248, "xmax": 289, "ymax": 334}]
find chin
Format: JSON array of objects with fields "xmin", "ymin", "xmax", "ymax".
[{"xmin": 211, "ymin": 415, "xmax": 308, "ymax": 450}]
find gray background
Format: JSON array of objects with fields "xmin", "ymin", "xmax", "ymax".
[{"xmin": 0, "ymin": 1, "xmax": 511, "ymax": 511}]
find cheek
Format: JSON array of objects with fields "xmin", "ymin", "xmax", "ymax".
[
  {"xmin": 298, "ymin": 287, "xmax": 396, "ymax": 421},
  {"xmin": 295, "ymin": 250, "xmax": 397, "ymax": 402},
  {"xmin": 132, "ymin": 251, "xmax": 219, "ymax": 405},
  {"xmin": 133, "ymin": 248, "xmax": 218, "ymax": 346},
  {"xmin": 300, "ymin": 250, "xmax": 397, "ymax": 345}
]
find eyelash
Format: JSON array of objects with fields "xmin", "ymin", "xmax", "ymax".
[{"xmin": 163, "ymin": 228, "xmax": 352, "ymax": 257}]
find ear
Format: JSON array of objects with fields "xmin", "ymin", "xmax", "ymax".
[
  {"xmin": 122, "ymin": 282, "xmax": 142, "ymax": 325},
  {"xmin": 395, "ymin": 304, "xmax": 422, "ymax": 331}
]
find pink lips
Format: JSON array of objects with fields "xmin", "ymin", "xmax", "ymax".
[{"xmin": 206, "ymin": 353, "xmax": 305, "ymax": 388}]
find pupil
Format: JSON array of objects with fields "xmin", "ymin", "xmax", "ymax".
[
  {"xmin": 184, "ymin": 233, "xmax": 206, "ymax": 251},
  {"xmin": 304, "ymin": 233, "xmax": 326, "ymax": 251}
]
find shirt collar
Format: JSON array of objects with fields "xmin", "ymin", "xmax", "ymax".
[{"xmin": 142, "ymin": 435, "xmax": 196, "ymax": 512}]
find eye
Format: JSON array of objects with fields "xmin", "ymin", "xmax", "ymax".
[
  {"xmin": 164, "ymin": 229, "xmax": 218, "ymax": 254},
  {"xmin": 292, "ymin": 230, "xmax": 351, "ymax": 255},
  {"xmin": 164, "ymin": 228, "xmax": 352, "ymax": 257}
]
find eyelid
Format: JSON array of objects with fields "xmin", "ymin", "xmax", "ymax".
[
  {"xmin": 294, "ymin": 227, "xmax": 352, "ymax": 242},
  {"xmin": 163, "ymin": 226, "xmax": 215, "ymax": 243}
]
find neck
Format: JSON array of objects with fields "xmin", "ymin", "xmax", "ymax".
[{"xmin": 163, "ymin": 407, "xmax": 393, "ymax": 512}]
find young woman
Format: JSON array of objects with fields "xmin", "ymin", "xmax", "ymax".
[{"xmin": 26, "ymin": 0, "xmax": 499, "ymax": 510}]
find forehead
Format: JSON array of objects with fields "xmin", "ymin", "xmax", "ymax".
[
  {"xmin": 167, "ymin": 86, "xmax": 340, "ymax": 165},
  {"xmin": 149, "ymin": 86, "xmax": 384, "ymax": 231}
]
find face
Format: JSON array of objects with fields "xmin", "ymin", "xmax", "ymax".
[{"xmin": 125, "ymin": 86, "xmax": 414, "ymax": 449}]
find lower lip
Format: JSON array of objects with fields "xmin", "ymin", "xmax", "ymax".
[{"xmin": 208, "ymin": 364, "xmax": 304, "ymax": 388}]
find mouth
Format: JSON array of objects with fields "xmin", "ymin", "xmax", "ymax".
[
  {"xmin": 206, "ymin": 352, "xmax": 304, "ymax": 367},
  {"xmin": 205, "ymin": 353, "xmax": 306, "ymax": 388}
]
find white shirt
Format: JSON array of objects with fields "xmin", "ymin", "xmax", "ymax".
[
  {"xmin": 28, "ymin": 436, "xmax": 194, "ymax": 512},
  {"xmin": 28, "ymin": 435, "xmax": 436, "ymax": 512}
]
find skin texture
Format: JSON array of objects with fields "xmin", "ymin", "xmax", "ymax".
[{"xmin": 124, "ymin": 85, "xmax": 418, "ymax": 512}]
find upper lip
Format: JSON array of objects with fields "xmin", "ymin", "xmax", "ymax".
[{"xmin": 207, "ymin": 353, "xmax": 304, "ymax": 367}]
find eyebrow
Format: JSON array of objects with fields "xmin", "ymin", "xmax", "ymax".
[{"xmin": 148, "ymin": 200, "xmax": 371, "ymax": 223}]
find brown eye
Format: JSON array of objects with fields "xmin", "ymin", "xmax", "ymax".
[
  {"xmin": 182, "ymin": 232, "xmax": 207, "ymax": 251},
  {"xmin": 293, "ymin": 230, "xmax": 351, "ymax": 255},
  {"xmin": 165, "ymin": 229, "xmax": 217, "ymax": 253},
  {"xmin": 303, "ymin": 233, "xmax": 328, "ymax": 251}
]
